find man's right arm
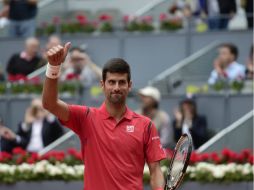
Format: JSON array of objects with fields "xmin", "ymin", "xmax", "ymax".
[{"xmin": 42, "ymin": 43, "xmax": 71, "ymax": 122}]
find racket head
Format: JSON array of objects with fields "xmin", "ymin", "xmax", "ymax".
[{"xmin": 165, "ymin": 133, "xmax": 193, "ymax": 190}]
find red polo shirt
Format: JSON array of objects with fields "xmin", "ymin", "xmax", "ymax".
[{"xmin": 60, "ymin": 102, "xmax": 166, "ymax": 190}]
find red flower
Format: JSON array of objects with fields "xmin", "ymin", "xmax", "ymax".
[
  {"xmin": 241, "ymin": 149, "xmax": 252, "ymax": 159},
  {"xmin": 0, "ymin": 152, "xmax": 12, "ymax": 162},
  {"xmin": 12, "ymin": 147, "xmax": 26, "ymax": 156},
  {"xmin": 66, "ymin": 73, "xmax": 79, "ymax": 80},
  {"xmin": 237, "ymin": 154, "xmax": 246, "ymax": 163},
  {"xmin": 31, "ymin": 152, "xmax": 39, "ymax": 161},
  {"xmin": 27, "ymin": 76, "xmax": 41, "ymax": 84},
  {"xmin": 27, "ymin": 157, "xmax": 35, "ymax": 164},
  {"xmin": 248, "ymin": 155, "xmax": 254, "ymax": 165},
  {"xmin": 222, "ymin": 149, "xmax": 239, "ymax": 163},
  {"xmin": 8, "ymin": 74, "xmax": 27, "ymax": 82},
  {"xmin": 43, "ymin": 150, "xmax": 65, "ymax": 162},
  {"xmin": 52, "ymin": 16, "xmax": 61, "ymax": 25},
  {"xmin": 76, "ymin": 14, "xmax": 87, "ymax": 25},
  {"xmin": 67, "ymin": 148, "xmax": 82, "ymax": 160},
  {"xmin": 99, "ymin": 14, "xmax": 112, "ymax": 22},
  {"xmin": 159, "ymin": 13, "xmax": 167, "ymax": 21},
  {"xmin": 141, "ymin": 15, "xmax": 153, "ymax": 23},
  {"xmin": 200, "ymin": 153, "xmax": 210, "ymax": 161},
  {"xmin": 210, "ymin": 152, "xmax": 220, "ymax": 164},
  {"xmin": 190, "ymin": 152, "xmax": 201, "ymax": 165},
  {"xmin": 15, "ymin": 156, "xmax": 24, "ymax": 164},
  {"xmin": 123, "ymin": 15, "xmax": 129, "ymax": 23}
]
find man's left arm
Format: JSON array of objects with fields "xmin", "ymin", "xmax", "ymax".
[
  {"xmin": 144, "ymin": 121, "xmax": 167, "ymax": 190},
  {"xmin": 148, "ymin": 161, "xmax": 165, "ymax": 190}
]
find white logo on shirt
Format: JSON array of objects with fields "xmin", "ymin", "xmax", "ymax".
[
  {"xmin": 126, "ymin": 125, "xmax": 135, "ymax": 132},
  {"xmin": 152, "ymin": 136, "xmax": 160, "ymax": 141}
]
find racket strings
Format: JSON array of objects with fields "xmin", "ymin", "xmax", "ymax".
[{"xmin": 167, "ymin": 137, "xmax": 190, "ymax": 188}]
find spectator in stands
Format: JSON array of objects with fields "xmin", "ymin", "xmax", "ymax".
[
  {"xmin": 136, "ymin": 86, "xmax": 174, "ymax": 148},
  {"xmin": 0, "ymin": 67, "xmax": 5, "ymax": 81},
  {"xmin": 241, "ymin": 0, "xmax": 253, "ymax": 29},
  {"xmin": 169, "ymin": 0, "xmax": 198, "ymax": 16},
  {"xmin": 61, "ymin": 47, "xmax": 102, "ymax": 87},
  {"xmin": 0, "ymin": 0, "xmax": 9, "ymax": 29},
  {"xmin": 208, "ymin": 43, "xmax": 245, "ymax": 85},
  {"xmin": 0, "ymin": 98, "xmax": 64, "ymax": 153},
  {"xmin": 245, "ymin": 44, "xmax": 253, "ymax": 79},
  {"xmin": 173, "ymin": 98, "xmax": 207, "ymax": 149},
  {"xmin": 41, "ymin": 35, "xmax": 62, "ymax": 65},
  {"xmin": 197, "ymin": 0, "xmax": 236, "ymax": 30},
  {"xmin": 6, "ymin": 37, "xmax": 44, "ymax": 81},
  {"xmin": 169, "ymin": 0, "xmax": 197, "ymax": 28},
  {"xmin": 5, "ymin": 0, "xmax": 38, "ymax": 37},
  {"xmin": 0, "ymin": 117, "xmax": 16, "ymax": 152},
  {"xmin": 46, "ymin": 35, "xmax": 62, "ymax": 51}
]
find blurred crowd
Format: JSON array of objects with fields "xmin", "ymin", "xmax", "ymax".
[
  {"xmin": 0, "ymin": 0, "xmax": 252, "ymax": 39},
  {"xmin": 168, "ymin": 0, "xmax": 253, "ymax": 31},
  {"xmin": 0, "ymin": 35, "xmax": 252, "ymax": 84},
  {"xmin": 0, "ymin": 35, "xmax": 102, "ymax": 86}
]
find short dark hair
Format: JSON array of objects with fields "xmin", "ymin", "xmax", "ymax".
[
  {"xmin": 102, "ymin": 58, "xmax": 131, "ymax": 82},
  {"xmin": 220, "ymin": 43, "xmax": 238, "ymax": 60},
  {"xmin": 180, "ymin": 99, "xmax": 197, "ymax": 117}
]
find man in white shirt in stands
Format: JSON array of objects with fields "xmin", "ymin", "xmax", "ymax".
[
  {"xmin": 208, "ymin": 43, "xmax": 245, "ymax": 85},
  {"xmin": 0, "ymin": 98, "xmax": 64, "ymax": 153}
]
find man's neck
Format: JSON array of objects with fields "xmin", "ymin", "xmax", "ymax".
[{"xmin": 105, "ymin": 100, "xmax": 126, "ymax": 122}]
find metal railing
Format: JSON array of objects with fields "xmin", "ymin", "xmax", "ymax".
[
  {"xmin": 38, "ymin": 0, "xmax": 59, "ymax": 8},
  {"xmin": 149, "ymin": 41, "xmax": 220, "ymax": 95},
  {"xmin": 133, "ymin": 0, "xmax": 170, "ymax": 17},
  {"xmin": 39, "ymin": 130, "xmax": 77, "ymax": 155},
  {"xmin": 198, "ymin": 110, "xmax": 254, "ymax": 153}
]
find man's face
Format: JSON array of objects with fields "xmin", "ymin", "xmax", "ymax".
[
  {"xmin": 70, "ymin": 50, "xmax": 88, "ymax": 71},
  {"xmin": 218, "ymin": 47, "xmax": 234, "ymax": 66},
  {"xmin": 30, "ymin": 99, "xmax": 47, "ymax": 119},
  {"xmin": 140, "ymin": 95, "xmax": 155, "ymax": 109},
  {"xmin": 182, "ymin": 103, "xmax": 193, "ymax": 119},
  {"xmin": 101, "ymin": 72, "xmax": 132, "ymax": 104},
  {"xmin": 26, "ymin": 40, "xmax": 39, "ymax": 56},
  {"xmin": 46, "ymin": 37, "xmax": 61, "ymax": 50}
]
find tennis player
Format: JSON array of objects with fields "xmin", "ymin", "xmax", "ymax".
[{"xmin": 42, "ymin": 42, "xmax": 166, "ymax": 190}]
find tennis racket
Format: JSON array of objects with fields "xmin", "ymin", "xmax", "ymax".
[{"xmin": 164, "ymin": 133, "xmax": 193, "ymax": 190}]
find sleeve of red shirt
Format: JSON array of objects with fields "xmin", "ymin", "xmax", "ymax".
[
  {"xmin": 58, "ymin": 104, "xmax": 88, "ymax": 136},
  {"xmin": 144, "ymin": 121, "xmax": 167, "ymax": 163}
]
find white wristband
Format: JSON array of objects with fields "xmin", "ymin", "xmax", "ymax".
[{"xmin": 46, "ymin": 63, "xmax": 61, "ymax": 79}]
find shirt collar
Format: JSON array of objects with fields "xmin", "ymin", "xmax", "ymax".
[{"xmin": 99, "ymin": 102, "xmax": 133, "ymax": 121}]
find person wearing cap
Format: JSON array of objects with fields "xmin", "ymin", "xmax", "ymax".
[
  {"xmin": 136, "ymin": 86, "xmax": 174, "ymax": 148},
  {"xmin": 173, "ymin": 98, "xmax": 208, "ymax": 149}
]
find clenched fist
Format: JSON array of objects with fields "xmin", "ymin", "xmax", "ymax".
[
  {"xmin": 47, "ymin": 42, "xmax": 71, "ymax": 66},
  {"xmin": 0, "ymin": 126, "xmax": 16, "ymax": 140}
]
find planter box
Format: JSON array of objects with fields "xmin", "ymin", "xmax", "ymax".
[{"xmin": 0, "ymin": 181, "xmax": 252, "ymax": 190}]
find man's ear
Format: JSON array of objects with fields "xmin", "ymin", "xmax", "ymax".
[
  {"xmin": 128, "ymin": 80, "xmax": 132, "ymax": 91},
  {"xmin": 100, "ymin": 80, "xmax": 104, "ymax": 90}
]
